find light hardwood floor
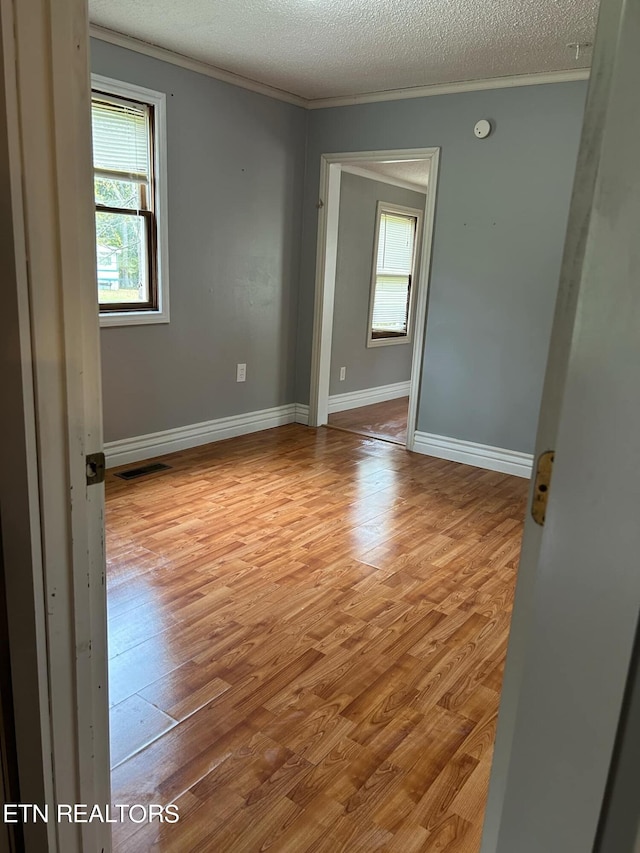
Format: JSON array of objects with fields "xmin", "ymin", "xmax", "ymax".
[
  {"xmin": 106, "ymin": 424, "xmax": 527, "ymax": 852},
  {"xmin": 328, "ymin": 397, "xmax": 409, "ymax": 445}
]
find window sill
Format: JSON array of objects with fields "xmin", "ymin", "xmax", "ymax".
[
  {"xmin": 367, "ymin": 334, "xmax": 412, "ymax": 348},
  {"xmin": 99, "ymin": 308, "xmax": 170, "ymax": 328}
]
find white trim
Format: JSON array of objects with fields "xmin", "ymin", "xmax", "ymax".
[
  {"xmin": 89, "ymin": 27, "xmax": 589, "ymax": 111},
  {"xmin": 295, "ymin": 404, "xmax": 310, "ymax": 425},
  {"xmin": 307, "ymin": 68, "xmax": 591, "ymax": 110},
  {"xmin": 367, "ymin": 201, "xmax": 423, "ymax": 349},
  {"xmin": 99, "ymin": 310, "xmax": 171, "ymax": 327},
  {"xmin": 308, "ymin": 148, "xmax": 440, "ymax": 455},
  {"xmin": 309, "ymin": 158, "xmax": 342, "ymax": 427},
  {"xmin": 412, "ymin": 431, "xmax": 533, "ymax": 478},
  {"xmin": 92, "ymin": 73, "xmax": 171, "ymax": 327},
  {"xmin": 329, "ymin": 381, "xmax": 411, "ymax": 414},
  {"xmin": 341, "ymin": 164, "xmax": 427, "ymax": 195},
  {"xmin": 89, "ymin": 24, "xmax": 307, "ymax": 108},
  {"xmin": 105, "ymin": 404, "xmax": 299, "ymax": 468},
  {"xmin": 406, "ymin": 149, "xmax": 439, "ymax": 452}
]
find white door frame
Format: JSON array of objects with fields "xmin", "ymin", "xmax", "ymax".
[
  {"xmin": 2, "ymin": 0, "xmax": 110, "ymax": 851},
  {"xmin": 308, "ymin": 148, "xmax": 440, "ymax": 450}
]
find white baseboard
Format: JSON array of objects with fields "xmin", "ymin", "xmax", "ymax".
[
  {"xmin": 328, "ymin": 380, "xmax": 411, "ymax": 414},
  {"xmin": 295, "ymin": 404, "xmax": 310, "ymax": 425},
  {"xmin": 105, "ymin": 406, "xmax": 532, "ymax": 478},
  {"xmin": 105, "ymin": 403, "xmax": 299, "ymax": 468},
  {"xmin": 412, "ymin": 431, "xmax": 533, "ymax": 478}
]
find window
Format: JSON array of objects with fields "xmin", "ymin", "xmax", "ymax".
[
  {"xmin": 91, "ymin": 76, "xmax": 169, "ymax": 326},
  {"xmin": 368, "ymin": 202, "xmax": 421, "ymax": 347}
]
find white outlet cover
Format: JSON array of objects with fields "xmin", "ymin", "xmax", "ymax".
[{"xmin": 474, "ymin": 119, "xmax": 492, "ymax": 139}]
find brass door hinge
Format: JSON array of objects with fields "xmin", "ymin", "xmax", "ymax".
[
  {"xmin": 531, "ymin": 450, "xmax": 554, "ymax": 526},
  {"xmin": 86, "ymin": 452, "xmax": 106, "ymax": 485}
]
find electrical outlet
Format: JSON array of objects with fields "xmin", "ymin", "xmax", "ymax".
[
  {"xmin": 236, "ymin": 363, "xmax": 246, "ymax": 382},
  {"xmin": 339, "ymin": 367, "xmax": 346, "ymax": 381}
]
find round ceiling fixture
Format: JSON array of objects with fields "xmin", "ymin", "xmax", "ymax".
[{"xmin": 474, "ymin": 120, "xmax": 492, "ymax": 139}]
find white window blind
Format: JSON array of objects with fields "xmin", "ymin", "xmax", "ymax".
[
  {"xmin": 372, "ymin": 275, "xmax": 411, "ymax": 332},
  {"xmin": 376, "ymin": 213, "xmax": 415, "ymax": 274},
  {"xmin": 91, "ymin": 97, "xmax": 150, "ymax": 179},
  {"xmin": 372, "ymin": 211, "xmax": 417, "ymax": 336}
]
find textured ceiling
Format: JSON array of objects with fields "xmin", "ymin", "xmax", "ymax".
[
  {"xmin": 89, "ymin": 0, "xmax": 598, "ymax": 101},
  {"xmin": 356, "ymin": 160, "xmax": 430, "ymax": 190}
]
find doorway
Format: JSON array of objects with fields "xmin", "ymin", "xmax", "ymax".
[{"xmin": 308, "ymin": 148, "xmax": 439, "ymax": 451}]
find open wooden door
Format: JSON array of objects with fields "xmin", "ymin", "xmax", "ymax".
[
  {"xmin": 483, "ymin": 0, "xmax": 640, "ymax": 849},
  {"xmin": 1, "ymin": 0, "xmax": 110, "ymax": 851}
]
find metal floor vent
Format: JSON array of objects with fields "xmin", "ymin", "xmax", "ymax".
[{"xmin": 115, "ymin": 462, "xmax": 172, "ymax": 481}]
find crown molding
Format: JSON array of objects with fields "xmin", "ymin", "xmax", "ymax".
[
  {"xmin": 89, "ymin": 25, "xmax": 590, "ymax": 112},
  {"xmin": 306, "ymin": 68, "xmax": 591, "ymax": 109},
  {"xmin": 89, "ymin": 25, "xmax": 308, "ymax": 108}
]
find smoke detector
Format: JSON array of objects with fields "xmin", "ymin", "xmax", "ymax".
[{"xmin": 474, "ymin": 120, "xmax": 492, "ymax": 139}]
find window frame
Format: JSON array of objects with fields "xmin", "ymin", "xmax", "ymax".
[
  {"xmin": 366, "ymin": 201, "xmax": 423, "ymax": 348},
  {"xmin": 91, "ymin": 75, "xmax": 170, "ymax": 327}
]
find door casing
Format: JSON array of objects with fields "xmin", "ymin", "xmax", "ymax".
[{"xmin": 308, "ymin": 148, "xmax": 440, "ymax": 449}]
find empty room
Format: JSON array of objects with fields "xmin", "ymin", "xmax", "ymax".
[
  {"xmin": 92, "ymin": 6, "xmax": 586, "ymax": 845},
  {"xmin": 9, "ymin": 1, "xmax": 640, "ymax": 853}
]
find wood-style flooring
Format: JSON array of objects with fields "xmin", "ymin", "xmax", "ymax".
[
  {"xmin": 328, "ymin": 397, "xmax": 409, "ymax": 445},
  {"xmin": 106, "ymin": 424, "xmax": 528, "ymax": 852}
]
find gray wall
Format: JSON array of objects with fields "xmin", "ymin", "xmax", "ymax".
[
  {"xmin": 297, "ymin": 82, "xmax": 588, "ymax": 452},
  {"xmin": 92, "ymin": 39, "xmax": 587, "ymax": 454},
  {"xmin": 329, "ymin": 171, "xmax": 426, "ymax": 396},
  {"xmin": 91, "ymin": 39, "xmax": 307, "ymax": 443}
]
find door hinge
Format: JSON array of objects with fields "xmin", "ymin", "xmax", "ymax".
[
  {"xmin": 86, "ymin": 452, "xmax": 106, "ymax": 486},
  {"xmin": 531, "ymin": 450, "xmax": 554, "ymax": 526}
]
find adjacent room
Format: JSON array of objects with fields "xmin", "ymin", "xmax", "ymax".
[
  {"xmin": 87, "ymin": 0, "xmax": 596, "ymax": 849},
  {"xmin": 326, "ymin": 161, "xmax": 429, "ymax": 446}
]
